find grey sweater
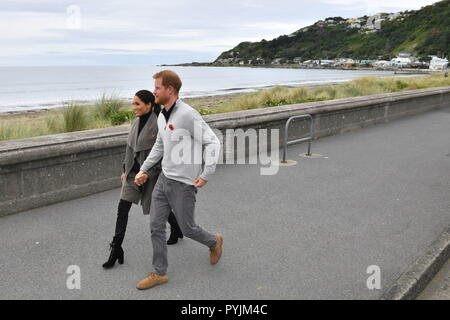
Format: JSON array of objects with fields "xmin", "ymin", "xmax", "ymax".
[{"xmin": 140, "ymin": 99, "xmax": 220, "ymax": 185}]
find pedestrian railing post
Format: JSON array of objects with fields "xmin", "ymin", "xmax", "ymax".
[{"xmin": 282, "ymin": 114, "xmax": 314, "ymax": 163}]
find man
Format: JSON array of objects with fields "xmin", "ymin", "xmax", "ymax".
[{"xmin": 134, "ymin": 70, "xmax": 223, "ymax": 290}]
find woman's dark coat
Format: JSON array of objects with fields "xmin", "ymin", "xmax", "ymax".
[{"xmin": 120, "ymin": 110, "xmax": 161, "ymax": 215}]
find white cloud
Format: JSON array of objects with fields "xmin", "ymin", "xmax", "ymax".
[
  {"xmin": 243, "ymin": 21, "xmax": 309, "ymax": 31},
  {"xmin": 0, "ymin": 11, "xmax": 64, "ymax": 39},
  {"xmin": 319, "ymin": 0, "xmax": 438, "ymax": 14},
  {"xmin": 0, "ymin": 0, "xmax": 442, "ymax": 65},
  {"xmin": 241, "ymin": 2, "xmax": 264, "ymax": 8}
]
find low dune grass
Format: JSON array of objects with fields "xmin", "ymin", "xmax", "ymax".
[
  {"xmin": 62, "ymin": 102, "xmax": 88, "ymax": 132},
  {"xmin": 0, "ymin": 118, "xmax": 52, "ymax": 141},
  {"xmin": 213, "ymin": 72, "xmax": 450, "ymax": 114},
  {"xmin": 1, "ymin": 73, "xmax": 449, "ymax": 141},
  {"xmin": 1, "ymin": 94, "xmax": 131, "ymax": 141},
  {"xmin": 94, "ymin": 93, "xmax": 125, "ymax": 120}
]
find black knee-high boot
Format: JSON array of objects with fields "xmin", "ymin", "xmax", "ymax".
[
  {"xmin": 167, "ymin": 210, "xmax": 183, "ymax": 245},
  {"xmin": 103, "ymin": 199, "xmax": 132, "ymax": 269}
]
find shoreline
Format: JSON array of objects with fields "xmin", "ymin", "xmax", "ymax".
[
  {"xmin": 0, "ymin": 73, "xmax": 429, "ymax": 123},
  {"xmin": 0, "ymin": 81, "xmax": 350, "ymax": 121},
  {"xmin": 2, "ymin": 66, "xmax": 428, "ymax": 119},
  {"xmin": 162, "ymin": 62, "xmax": 439, "ymax": 74}
]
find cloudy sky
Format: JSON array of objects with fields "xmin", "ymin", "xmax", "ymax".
[{"xmin": 0, "ymin": 0, "xmax": 440, "ymax": 66}]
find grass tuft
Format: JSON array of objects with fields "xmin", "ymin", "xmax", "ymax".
[{"xmin": 1, "ymin": 73, "xmax": 449, "ymax": 141}]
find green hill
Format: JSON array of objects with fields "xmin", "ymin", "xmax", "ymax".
[{"xmin": 215, "ymin": 0, "xmax": 449, "ymax": 64}]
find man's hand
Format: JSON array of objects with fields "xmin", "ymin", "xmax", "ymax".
[
  {"xmin": 193, "ymin": 178, "xmax": 207, "ymax": 188},
  {"xmin": 135, "ymin": 171, "xmax": 149, "ymax": 186},
  {"xmin": 120, "ymin": 172, "xmax": 125, "ymax": 183}
]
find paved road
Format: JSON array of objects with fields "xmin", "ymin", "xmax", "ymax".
[{"xmin": 1, "ymin": 107, "xmax": 449, "ymax": 300}]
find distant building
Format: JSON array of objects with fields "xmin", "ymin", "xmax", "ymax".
[
  {"xmin": 359, "ymin": 60, "xmax": 377, "ymax": 65},
  {"xmin": 324, "ymin": 19, "xmax": 336, "ymax": 26},
  {"xmin": 390, "ymin": 53, "xmax": 418, "ymax": 68},
  {"xmin": 363, "ymin": 14, "xmax": 384, "ymax": 31},
  {"xmin": 372, "ymin": 60, "xmax": 392, "ymax": 68},
  {"xmin": 272, "ymin": 58, "xmax": 284, "ymax": 65},
  {"xmin": 390, "ymin": 58, "xmax": 410, "ymax": 68},
  {"xmin": 429, "ymin": 56, "xmax": 449, "ymax": 70},
  {"xmin": 302, "ymin": 60, "xmax": 320, "ymax": 67},
  {"xmin": 347, "ymin": 18, "xmax": 360, "ymax": 23},
  {"xmin": 320, "ymin": 60, "xmax": 335, "ymax": 65},
  {"xmin": 333, "ymin": 58, "xmax": 356, "ymax": 67},
  {"xmin": 344, "ymin": 58, "xmax": 356, "ymax": 65},
  {"xmin": 388, "ymin": 12, "xmax": 401, "ymax": 20}
]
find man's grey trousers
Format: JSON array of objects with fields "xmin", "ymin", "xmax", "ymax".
[{"xmin": 150, "ymin": 173, "xmax": 217, "ymax": 275}]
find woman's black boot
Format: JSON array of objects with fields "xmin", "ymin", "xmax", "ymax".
[
  {"xmin": 167, "ymin": 211, "xmax": 183, "ymax": 245},
  {"xmin": 103, "ymin": 200, "xmax": 130, "ymax": 269},
  {"xmin": 102, "ymin": 236, "xmax": 124, "ymax": 269}
]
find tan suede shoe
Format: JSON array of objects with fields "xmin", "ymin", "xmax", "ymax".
[
  {"xmin": 136, "ymin": 272, "xmax": 168, "ymax": 290},
  {"xmin": 210, "ymin": 233, "xmax": 223, "ymax": 265}
]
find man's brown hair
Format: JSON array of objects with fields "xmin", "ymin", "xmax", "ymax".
[{"xmin": 153, "ymin": 70, "xmax": 182, "ymax": 95}]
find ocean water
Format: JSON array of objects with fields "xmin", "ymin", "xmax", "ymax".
[{"xmin": 0, "ymin": 65, "xmax": 396, "ymax": 113}]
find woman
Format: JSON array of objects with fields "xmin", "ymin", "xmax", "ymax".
[{"xmin": 103, "ymin": 90, "xmax": 183, "ymax": 269}]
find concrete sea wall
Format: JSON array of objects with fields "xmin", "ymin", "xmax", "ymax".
[{"xmin": 1, "ymin": 86, "xmax": 449, "ymax": 217}]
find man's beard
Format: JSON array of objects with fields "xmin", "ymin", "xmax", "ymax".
[{"xmin": 156, "ymin": 95, "xmax": 168, "ymax": 106}]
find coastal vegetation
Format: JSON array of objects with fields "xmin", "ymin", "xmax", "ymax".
[
  {"xmin": 212, "ymin": 73, "xmax": 450, "ymax": 114},
  {"xmin": 0, "ymin": 94, "xmax": 129, "ymax": 141},
  {"xmin": 214, "ymin": 0, "xmax": 449, "ymax": 65},
  {"xmin": 0, "ymin": 73, "xmax": 449, "ymax": 141}
]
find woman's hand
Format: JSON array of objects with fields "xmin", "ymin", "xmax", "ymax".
[
  {"xmin": 120, "ymin": 172, "xmax": 125, "ymax": 183},
  {"xmin": 134, "ymin": 171, "xmax": 149, "ymax": 186}
]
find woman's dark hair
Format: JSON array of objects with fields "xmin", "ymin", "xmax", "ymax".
[{"xmin": 134, "ymin": 90, "xmax": 161, "ymax": 116}]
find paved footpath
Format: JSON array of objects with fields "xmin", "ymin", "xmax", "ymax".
[{"xmin": 0, "ymin": 107, "xmax": 449, "ymax": 300}]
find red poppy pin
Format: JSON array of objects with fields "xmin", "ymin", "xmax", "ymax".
[{"xmin": 168, "ymin": 124, "xmax": 174, "ymax": 131}]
